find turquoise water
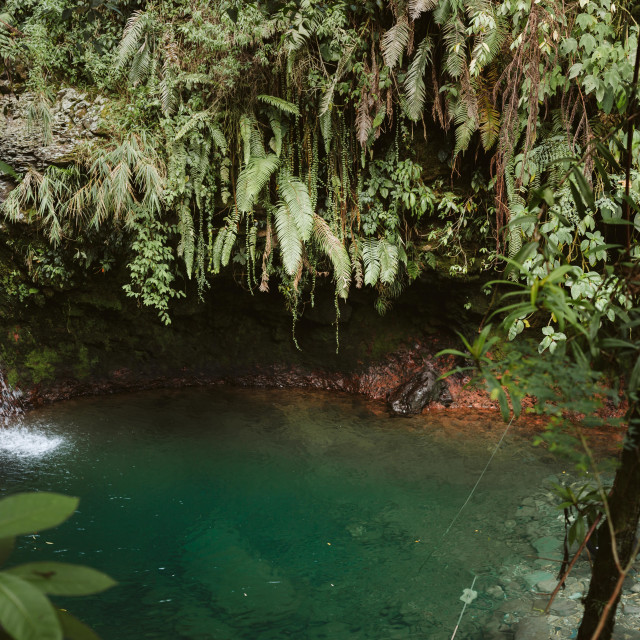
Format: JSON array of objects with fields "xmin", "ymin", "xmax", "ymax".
[{"xmin": 0, "ymin": 387, "xmax": 562, "ymax": 639}]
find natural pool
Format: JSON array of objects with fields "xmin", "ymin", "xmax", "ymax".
[{"xmin": 0, "ymin": 387, "xmax": 565, "ymax": 640}]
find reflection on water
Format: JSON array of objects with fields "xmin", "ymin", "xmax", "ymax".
[{"xmin": 0, "ymin": 387, "xmax": 562, "ymax": 640}]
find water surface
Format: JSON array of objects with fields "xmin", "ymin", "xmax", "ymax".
[{"xmin": 0, "ymin": 387, "xmax": 562, "ymax": 639}]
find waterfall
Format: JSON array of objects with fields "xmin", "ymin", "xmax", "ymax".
[{"xmin": 1, "ymin": 370, "xmax": 25, "ymax": 426}]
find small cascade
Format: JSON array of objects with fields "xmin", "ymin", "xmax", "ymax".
[{"xmin": 1, "ymin": 371, "xmax": 25, "ymax": 426}]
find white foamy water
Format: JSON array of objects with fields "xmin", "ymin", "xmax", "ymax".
[{"xmin": 0, "ymin": 424, "xmax": 67, "ymax": 458}]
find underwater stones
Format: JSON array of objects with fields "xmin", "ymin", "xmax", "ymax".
[
  {"xmin": 387, "ymin": 363, "xmax": 452, "ymax": 415},
  {"xmin": 487, "ymin": 585, "xmax": 505, "ymax": 599},
  {"xmin": 535, "ymin": 578, "xmax": 558, "ymax": 594},
  {"xmin": 514, "ymin": 616, "xmax": 551, "ymax": 640},
  {"xmin": 523, "ymin": 571, "xmax": 555, "ymax": 590},
  {"xmin": 532, "ymin": 536, "xmax": 563, "ymax": 558}
]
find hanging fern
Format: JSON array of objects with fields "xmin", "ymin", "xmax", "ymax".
[
  {"xmin": 236, "ymin": 154, "xmax": 280, "ymax": 213},
  {"xmin": 312, "ymin": 214, "xmax": 351, "ymax": 299},
  {"xmin": 177, "ymin": 204, "xmax": 195, "ymax": 278},
  {"xmin": 403, "ymin": 35, "xmax": 433, "ymax": 121},
  {"xmin": 278, "ymin": 173, "xmax": 314, "ymax": 242},
  {"xmin": 257, "ymin": 95, "xmax": 300, "ymax": 117},
  {"xmin": 274, "ymin": 201, "xmax": 304, "ymax": 277},
  {"xmin": 381, "ymin": 16, "xmax": 409, "ymax": 70},
  {"xmin": 409, "ymin": 0, "xmax": 438, "ymax": 20}
]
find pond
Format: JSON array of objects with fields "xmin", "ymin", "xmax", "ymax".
[{"xmin": 0, "ymin": 387, "xmax": 564, "ymax": 640}]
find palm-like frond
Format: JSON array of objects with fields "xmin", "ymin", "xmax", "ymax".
[
  {"xmin": 381, "ymin": 16, "xmax": 409, "ymax": 69},
  {"xmin": 356, "ymin": 97, "xmax": 372, "ymax": 148},
  {"xmin": 278, "ymin": 173, "xmax": 313, "ymax": 241},
  {"xmin": 274, "ymin": 201, "xmax": 303, "ymax": 277},
  {"xmin": 378, "ymin": 238, "xmax": 400, "ymax": 284},
  {"xmin": 362, "ymin": 237, "xmax": 381, "ymax": 286},
  {"xmin": 443, "ymin": 18, "xmax": 466, "ymax": 78},
  {"xmin": 403, "ymin": 35, "xmax": 433, "ymax": 121},
  {"xmin": 257, "ymin": 95, "xmax": 300, "ymax": 117},
  {"xmin": 409, "ymin": 0, "xmax": 438, "ymax": 20},
  {"xmin": 236, "ymin": 155, "xmax": 280, "ymax": 212},
  {"xmin": 312, "ymin": 215, "xmax": 351, "ymax": 299},
  {"xmin": 116, "ymin": 10, "xmax": 148, "ymax": 70}
]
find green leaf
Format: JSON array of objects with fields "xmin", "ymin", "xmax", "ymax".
[
  {"xmin": 56, "ymin": 610, "xmax": 101, "ymax": 640},
  {"xmin": 0, "ymin": 539, "xmax": 15, "ymax": 568},
  {"xmin": 6, "ymin": 563, "xmax": 116, "ymax": 597},
  {"xmin": 0, "ymin": 573, "xmax": 61, "ymax": 640},
  {"xmin": 0, "ymin": 494, "xmax": 79, "ymax": 538}
]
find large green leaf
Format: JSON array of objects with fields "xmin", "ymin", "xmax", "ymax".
[
  {"xmin": 0, "ymin": 494, "xmax": 78, "ymax": 538},
  {"xmin": 56, "ymin": 610, "xmax": 101, "ymax": 640},
  {"xmin": 0, "ymin": 573, "xmax": 61, "ymax": 640},
  {"xmin": 6, "ymin": 563, "xmax": 116, "ymax": 597}
]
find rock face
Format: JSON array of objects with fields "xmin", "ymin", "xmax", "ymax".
[
  {"xmin": 0, "ymin": 88, "xmax": 106, "ymax": 199},
  {"xmin": 387, "ymin": 363, "xmax": 452, "ymax": 415}
]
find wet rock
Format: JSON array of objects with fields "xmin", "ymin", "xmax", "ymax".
[
  {"xmin": 487, "ymin": 585, "xmax": 505, "ymax": 599},
  {"xmin": 622, "ymin": 604, "xmax": 640, "ymax": 616},
  {"xmin": 532, "ymin": 536, "xmax": 563, "ymax": 558},
  {"xmin": 535, "ymin": 579, "xmax": 558, "ymax": 594},
  {"xmin": 387, "ymin": 363, "xmax": 452, "ymax": 415},
  {"xmin": 523, "ymin": 571, "xmax": 554, "ymax": 590},
  {"xmin": 514, "ymin": 616, "xmax": 551, "ymax": 640},
  {"xmin": 548, "ymin": 598, "xmax": 579, "ymax": 616}
]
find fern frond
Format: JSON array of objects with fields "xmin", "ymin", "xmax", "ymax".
[
  {"xmin": 257, "ymin": 95, "xmax": 300, "ymax": 117},
  {"xmin": 278, "ymin": 173, "xmax": 313, "ymax": 241},
  {"xmin": 378, "ymin": 238, "xmax": 400, "ymax": 284},
  {"xmin": 312, "ymin": 215, "xmax": 351, "ymax": 299},
  {"xmin": 381, "ymin": 16, "xmax": 409, "ymax": 69},
  {"xmin": 349, "ymin": 242, "xmax": 364, "ymax": 288},
  {"xmin": 175, "ymin": 111, "xmax": 208, "ymax": 141},
  {"xmin": 274, "ymin": 201, "xmax": 303, "ymax": 277},
  {"xmin": 443, "ymin": 18, "xmax": 466, "ymax": 78},
  {"xmin": 116, "ymin": 10, "xmax": 148, "ymax": 69},
  {"xmin": 177, "ymin": 205, "xmax": 195, "ymax": 278},
  {"xmin": 362, "ymin": 237, "xmax": 381, "ymax": 286},
  {"xmin": 403, "ymin": 35, "xmax": 432, "ymax": 121},
  {"xmin": 409, "ymin": 0, "xmax": 438, "ymax": 19},
  {"xmin": 236, "ymin": 154, "xmax": 280, "ymax": 212},
  {"xmin": 206, "ymin": 126, "xmax": 225, "ymax": 155},
  {"xmin": 320, "ymin": 110, "xmax": 333, "ymax": 154},
  {"xmin": 356, "ymin": 96, "xmax": 372, "ymax": 148}
]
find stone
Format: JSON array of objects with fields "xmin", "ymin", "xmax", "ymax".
[
  {"xmin": 387, "ymin": 363, "xmax": 452, "ymax": 415},
  {"xmin": 514, "ymin": 616, "xmax": 551, "ymax": 640},
  {"xmin": 631, "ymin": 583, "xmax": 640, "ymax": 594},
  {"xmin": 532, "ymin": 536, "xmax": 563, "ymax": 557},
  {"xmin": 0, "ymin": 88, "xmax": 106, "ymax": 201},
  {"xmin": 487, "ymin": 585, "xmax": 505, "ymax": 599},
  {"xmin": 548, "ymin": 598, "xmax": 579, "ymax": 616},
  {"xmin": 536, "ymin": 579, "xmax": 558, "ymax": 593},
  {"xmin": 523, "ymin": 571, "xmax": 555, "ymax": 590},
  {"xmin": 623, "ymin": 604, "xmax": 640, "ymax": 616},
  {"xmin": 516, "ymin": 506, "xmax": 537, "ymax": 518}
]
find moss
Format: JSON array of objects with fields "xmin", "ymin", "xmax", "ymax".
[
  {"xmin": 24, "ymin": 347, "xmax": 60, "ymax": 384},
  {"xmin": 72, "ymin": 345, "xmax": 97, "ymax": 380}
]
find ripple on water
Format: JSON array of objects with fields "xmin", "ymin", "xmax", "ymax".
[{"xmin": 0, "ymin": 423, "xmax": 67, "ymax": 458}]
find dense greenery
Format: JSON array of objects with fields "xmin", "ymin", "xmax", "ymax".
[{"xmin": 0, "ymin": 0, "xmax": 636, "ymax": 333}]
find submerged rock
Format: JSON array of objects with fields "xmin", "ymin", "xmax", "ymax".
[{"xmin": 387, "ymin": 364, "xmax": 452, "ymax": 415}]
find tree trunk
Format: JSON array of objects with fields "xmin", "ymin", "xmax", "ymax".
[{"xmin": 577, "ymin": 404, "xmax": 640, "ymax": 640}]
